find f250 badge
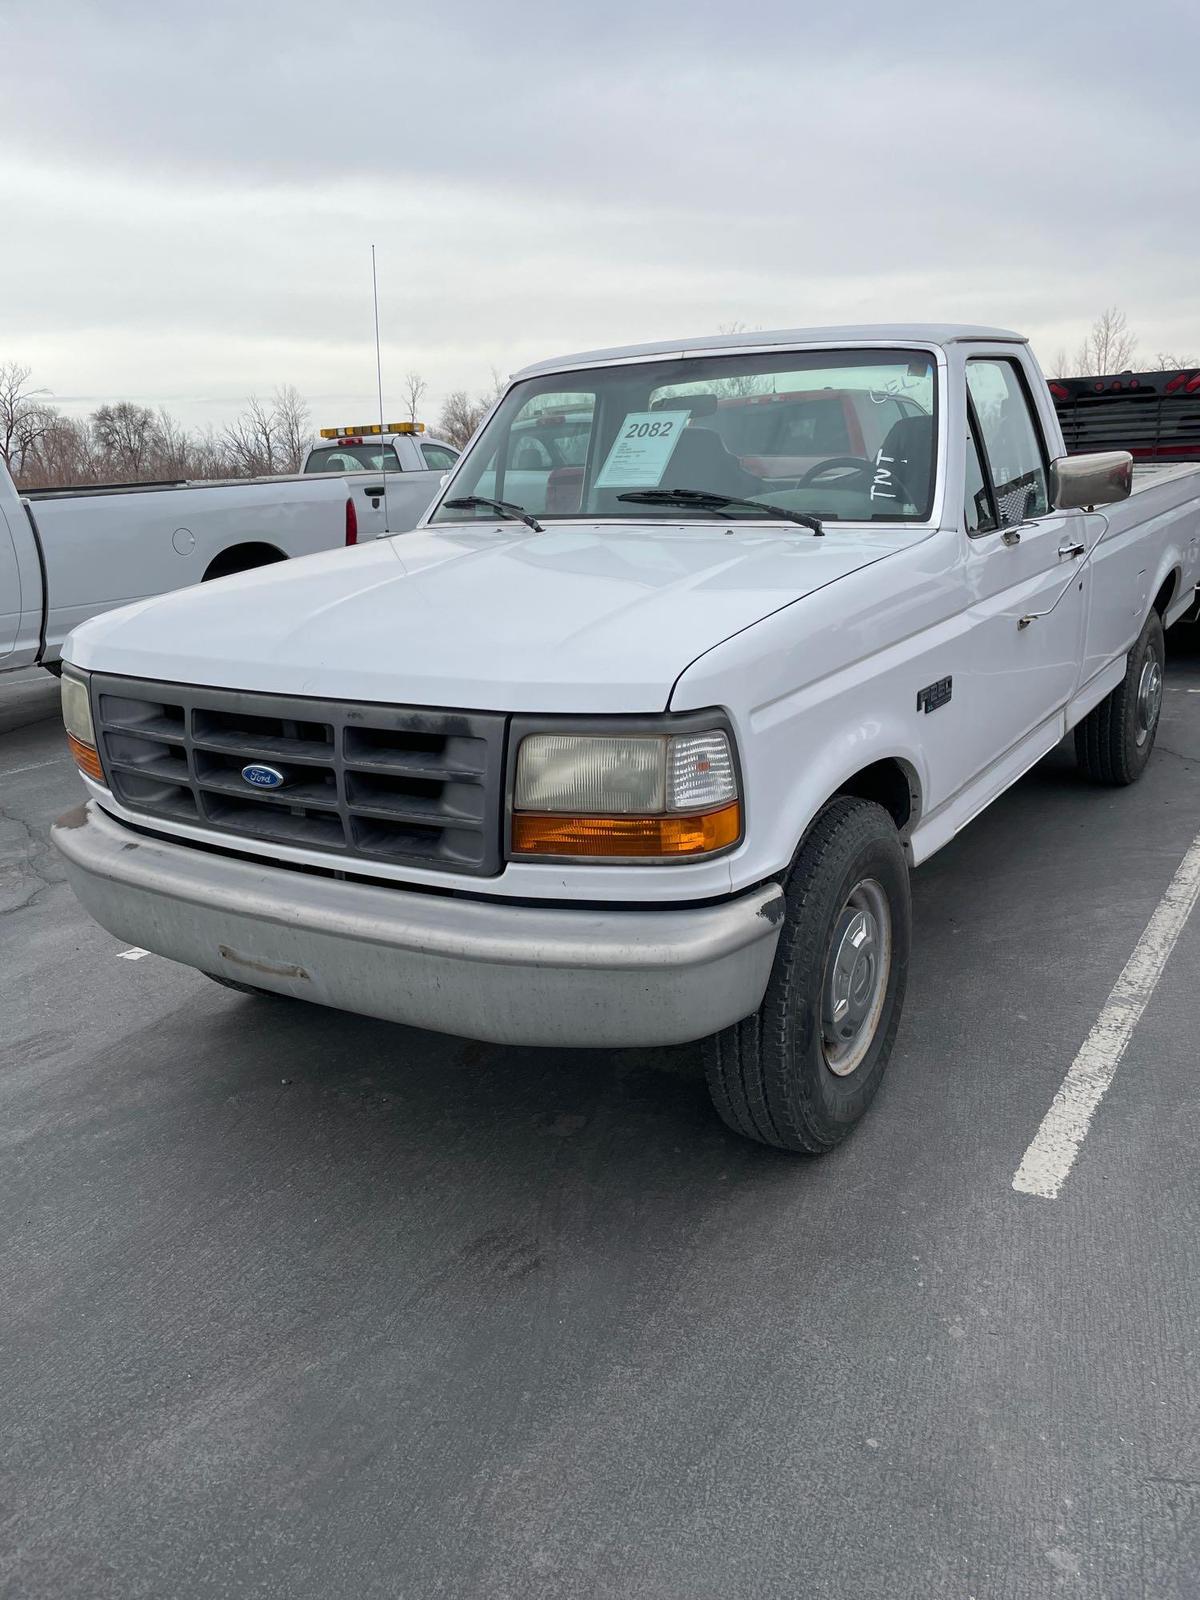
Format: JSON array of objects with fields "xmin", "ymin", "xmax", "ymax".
[
  {"xmin": 917, "ymin": 677, "xmax": 953, "ymax": 714},
  {"xmin": 241, "ymin": 763, "xmax": 286, "ymax": 789}
]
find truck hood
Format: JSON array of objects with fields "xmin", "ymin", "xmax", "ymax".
[{"xmin": 66, "ymin": 522, "xmax": 922, "ymax": 712}]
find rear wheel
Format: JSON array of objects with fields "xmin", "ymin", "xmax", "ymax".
[
  {"xmin": 703, "ymin": 797, "xmax": 911, "ymax": 1153},
  {"xmin": 1074, "ymin": 610, "xmax": 1165, "ymax": 786}
]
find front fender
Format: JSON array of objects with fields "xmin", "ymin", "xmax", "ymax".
[
  {"xmin": 673, "ymin": 647, "xmax": 940, "ymax": 892},
  {"xmin": 668, "ymin": 547, "xmax": 970, "ymax": 893}
]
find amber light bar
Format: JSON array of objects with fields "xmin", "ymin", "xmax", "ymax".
[
  {"xmin": 318, "ymin": 422, "xmax": 425, "ymax": 438},
  {"xmin": 512, "ymin": 802, "xmax": 741, "ymax": 859},
  {"xmin": 67, "ymin": 732, "xmax": 105, "ymax": 783}
]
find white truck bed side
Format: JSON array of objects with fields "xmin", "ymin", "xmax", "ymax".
[{"xmin": 25, "ymin": 473, "xmax": 353, "ymax": 662}]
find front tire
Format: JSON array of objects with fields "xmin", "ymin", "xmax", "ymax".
[
  {"xmin": 704, "ymin": 797, "xmax": 911, "ymax": 1153},
  {"xmin": 1074, "ymin": 610, "xmax": 1165, "ymax": 786}
]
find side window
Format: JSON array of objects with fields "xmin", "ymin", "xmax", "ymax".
[
  {"xmin": 966, "ymin": 360, "xmax": 1050, "ymax": 526},
  {"xmin": 421, "ymin": 444, "xmax": 457, "ymax": 471},
  {"xmin": 964, "ymin": 416, "xmax": 996, "ymax": 534}
]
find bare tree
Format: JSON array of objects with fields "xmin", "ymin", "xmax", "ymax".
[
  {"xmin": 273, "ymin": 384, "xmax": 311, "ymax": 474},
  {"xmin": 91, "ymin": 402, "xmax": 160, "ymax": 477},
  {"xmin": 189, "ymin": 425, "xmax": 236, "ymax": 481},
  {"xmin": 403, "ymin": 371, "xmax": 428, "ymax": 425},
  {"xmin": 221, "ymin": 396, "xmax": 280, "ymax": 477},
  {"xmin": 1047, "ymin": 349, "xmax": 1070, "ymax": 380},
  {"xmin": 152, "ymin": 407, "xmax": 193, "ymax": 478},
  {"xmin": 1073, "ymin": 307, "xmax": 1138, "ymax": 376},
  {"xmin": 1154, "ymin": 351, "xmax": 1198, "ymax": 370},
  {"xmin": 0, "ymin": 361, "xmax": 52, "ymax": 472},
  {"xmin": 438, "ymin": 389, "xmax": 488, "ymax": 450},
  {"xmin": 19, "ymin": 414, "xmax": 95, "ymax": 488},
  {"xmin": 1, "ymin": 360, "xmax": 312, "ymax": 488},
  {"xmin": 219, "ymin": 388, "xmax": 311, "ymax": 476}
]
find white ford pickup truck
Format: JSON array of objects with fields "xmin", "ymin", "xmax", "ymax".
[
  {"xmin": 0, "ymin": 458, "xmax": 358, "ymax": 675},
  {"xmin": 52, "ymin": 325, "xmax": 1200, "ymax": 1152}
]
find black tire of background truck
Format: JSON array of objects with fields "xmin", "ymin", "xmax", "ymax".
[
  {"xmin": 202, "ymin": 546, "xmax": 287, "ymax": 582},
  {"xmin": 1074, "ymin": 609, "xmax": 1165, "ymax": 786},
  {"xmin": 703, "ymin": 796, "xmax": 911, "ymax": 1154},
  {"xmin": 203, "ymin": 972, "xmax": 290, "ymax": 1000}
]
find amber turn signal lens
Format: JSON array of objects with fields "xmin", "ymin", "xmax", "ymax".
[
  {"xmin": 512, "ymin": 801, "xmax": 741, "ymax": 858},
  {"xmin": 67, "ymin": 733, "xmax": 105, "ymax": 783}
]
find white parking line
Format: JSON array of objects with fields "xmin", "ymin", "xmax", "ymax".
[
  {"xmin": 1013, "ymin": 830, "xmax": 1200, "ymax": 1200},
  {"xmin": 116, "ymin": 947, "xmax": 151, "ymax": 961},
  {"xmin": 1, "ymin": 756, "xmax": 70, "ymax": 778}
]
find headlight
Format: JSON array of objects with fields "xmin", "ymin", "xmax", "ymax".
[
  {"xmin": 511, "ymin": 724, "xmax": 741, "ymax": 860},
  {"xmin": 61, "ymin": 670, "xmax": 104, "ymax": 783}
]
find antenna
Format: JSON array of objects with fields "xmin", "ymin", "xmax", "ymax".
[
  {"xmin": 371, "ymin": 243, "xmax": 385, "ymax": 433},
  {"xmin": 370, "ymin": 243, "xmax": 390, "ymax": 534}
]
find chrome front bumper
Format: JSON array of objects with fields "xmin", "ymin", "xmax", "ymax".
[{"xmin": 53, "ymin": 802, "xmax": 784, "ymax": 1048}]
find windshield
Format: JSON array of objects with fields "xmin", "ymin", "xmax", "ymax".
[
  {"xmin": 305, "ymin": 444, "xmax": 400, "ymax": 474},
  {"xmin": 429, "ymin": 348, "xmax": 938, "ymax": 527}
]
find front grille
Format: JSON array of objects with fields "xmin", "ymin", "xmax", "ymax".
[{"xmin": 91, "ymin": 675, "xmax": 506, "ymax": 876}]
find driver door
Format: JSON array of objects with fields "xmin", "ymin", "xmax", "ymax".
[{"xmin": 950, "ymin": 356, "xmax": 1087, "ymax": 790}]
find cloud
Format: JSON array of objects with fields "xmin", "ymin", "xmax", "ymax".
[{"xmin": 1, "ymin": 0, "xmax": 1196, "ymax": 428}]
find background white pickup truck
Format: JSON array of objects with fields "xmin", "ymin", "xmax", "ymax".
[
  {"xmin": 52, "ymin": 324, "xmax": 1200, "ymax": 1154},
  {"xmin": 302, "ymin": 423, "xmax": 459, "ymax": 539},
  {"xmin": 0, "ymin": 460, "xmax": 361, "ymax": 674}
]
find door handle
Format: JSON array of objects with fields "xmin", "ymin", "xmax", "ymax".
[{"xmin": 1057, "ymin": 539, "xmax": 1086, "ymax": 560}]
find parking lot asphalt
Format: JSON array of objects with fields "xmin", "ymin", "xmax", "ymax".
[{"xmin": 2, "ymin": 638, "xmax": 1199, "ymax": 1600}]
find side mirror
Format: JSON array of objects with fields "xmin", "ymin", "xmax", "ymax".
[{"xmin": 1050, "ymin": 450, "xmax": 1133, "ymax": 511}]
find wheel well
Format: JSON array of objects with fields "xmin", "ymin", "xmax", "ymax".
[
  {"xmin": 202, "ymin": 543, "xmax": 287, "ymax": 582},
  {"xmin": 834, "ymin": 758, "xmax": 918, "ymax": 833},
  {"xmin": 1152, "ymin": 569, "xmax": 1180, "ymax": 619}
]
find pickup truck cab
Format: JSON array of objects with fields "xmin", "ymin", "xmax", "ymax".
[
  {"xmin": 52, "ymin": 325, "xmax": 1200, "ymax": 1152},
  {"xmin": 0, "ymin": 458, "xmax": 357, "ymax": 674},
  {"xmin": 302, "ymin": 422, "xmax": 458, "ymax": 538}
]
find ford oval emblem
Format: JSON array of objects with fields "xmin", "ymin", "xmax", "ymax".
[{"xmin": 241, "ymin": 763, "xmax": 286, "ymax": 790}]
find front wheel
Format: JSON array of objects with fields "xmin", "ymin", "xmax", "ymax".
[
  {"xmin": 1074, "ymin": 609, "xmax": 1165, "ymax": 786},
  {"xmin": 703, "ymin": 797, "xmax": 911, "ymax": 1153}
]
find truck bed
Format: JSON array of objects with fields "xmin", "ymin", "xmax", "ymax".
[{"xmin": 1130, "ymin": 462, "xmax": 1200, "ymax": 493}]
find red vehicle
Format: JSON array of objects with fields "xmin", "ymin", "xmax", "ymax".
[
  {"xmin": 710, "ymin": 387, "xmax": 928, "ymax": 479},
  {"xmin": 1050, "ymin": 367, "xmax": 1200, "ymax": 462}
]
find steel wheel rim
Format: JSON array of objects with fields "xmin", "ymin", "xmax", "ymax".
[
  {"xmin": 821, "ymin": 878, "xmax": 892, "ymax": 1078},
  {"xmin": 1135, "ymin": 651, "xmax": 1163, "ymax": 747}
]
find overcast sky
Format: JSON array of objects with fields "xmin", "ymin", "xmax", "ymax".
[{"xmin": 1, "ymin": 0, "xmax": 1196, "ymax": 433}]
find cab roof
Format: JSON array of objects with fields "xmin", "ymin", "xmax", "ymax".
[{"xmin": 513, "ymin": 323, "xmax": 1027, "ymax": 380}]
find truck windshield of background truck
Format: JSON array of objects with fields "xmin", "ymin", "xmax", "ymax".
[{"xmin": 430, "ymin": 349, "xmax": 937, "ymax": 526}]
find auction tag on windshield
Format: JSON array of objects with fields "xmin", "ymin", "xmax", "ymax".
[{"xmin": 594, "ymin": 410, "xmax": 691, "ymax": 489}]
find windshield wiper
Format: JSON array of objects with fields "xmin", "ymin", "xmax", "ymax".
[
  {"xmin": 442, "ymin": 495, "xmax": 544, "ymax": 533},
  {"xmin": 617, "ymin": 488, "xmax": 823, "ymax": 535}
]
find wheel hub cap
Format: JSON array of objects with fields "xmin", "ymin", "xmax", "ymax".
[
  {"xmin": 1136, "ymin": 653, "xmax": 1163, "ymax": 747},
  {"xmin": 821, "ymin": 879, "xmax": 892, "ymax": 1077}
]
